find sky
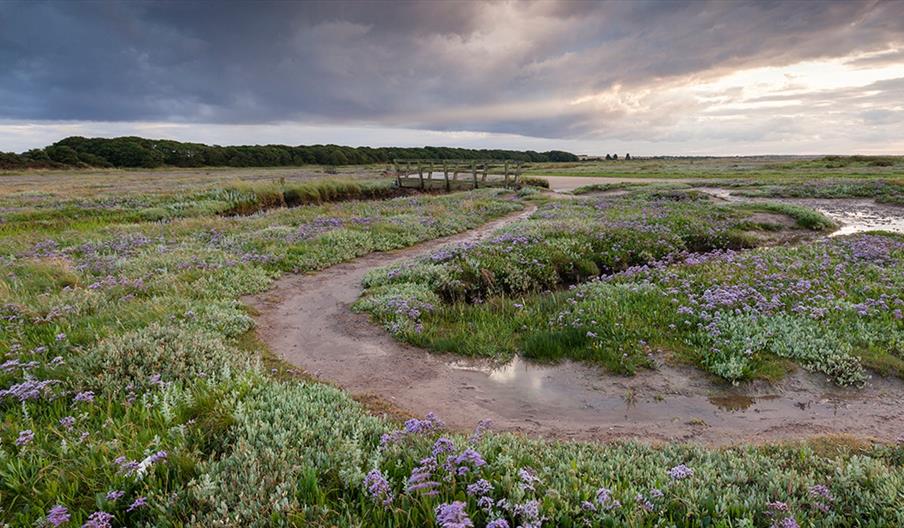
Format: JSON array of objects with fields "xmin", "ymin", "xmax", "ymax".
[{"xmin": 1, "ymin": 0, "xmax": 903, "ymax": 156}]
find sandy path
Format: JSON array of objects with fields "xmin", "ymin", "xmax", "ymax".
[{"xmin": 246, "ymin": 202, "xmax": 904, "ymax": 445}]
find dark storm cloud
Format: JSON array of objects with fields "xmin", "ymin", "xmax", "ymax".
[{"xmin": 1, "ymin": 0, "xmax": 902, "ymax": 138}]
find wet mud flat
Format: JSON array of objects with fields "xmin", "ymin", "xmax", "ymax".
[
  {"xmin": 697, "ymin": 187, "xmax": 904, "ymax": 236},
  {"xmin": 247, "ymin": 203, "xmax": 904, "ymax": 445}
]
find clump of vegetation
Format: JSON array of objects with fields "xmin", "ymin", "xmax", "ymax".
[
  {"xmin": 519, "ymin": 176, "xmax": 550, "ymax": 188},
  {"xmin": 360, "ymin": 190, "xmax": 830, "ymax": 306},
  {"xmin": 357, "ymin": 192, "xmax": 900, "ymax": 386}
]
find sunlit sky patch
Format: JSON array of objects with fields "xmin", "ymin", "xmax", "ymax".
[{"xmin": 1, "ymin": 0, "xmax": 903, "ymax": 155}]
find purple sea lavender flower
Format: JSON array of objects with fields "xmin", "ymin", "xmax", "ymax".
[
  {"xmin": 105, "ymin": 490, "xmax": 125, "ymax": 501},
  {"xmin": 486, "ymin": 519, "xmax": 509, "ymax": 528},
  {"xmin": 81, "ymin": 511, "xmax": 113, "ymax": 528},
  {"xmin": 514, "ymin": 500, "xmax": 544, "ymax": 528},
  {"xmin": 364, "ymin": 469, "xmax": 394, "ymax": 506},
  {"xmin": 406, "ymin": 456, "xmax": 440, "ymax": 495},
  {"xmin": 0, "ymin": 379, "xmax": 58, "ymax": 401},
  {"xmin": 73, "ymin": 391, "xmax": 94, "ymax": 404},
  {"xmin": 46, "ymin": 505, "xmax": 70, "ymax": 526},
  {"xmin": 146, "ymin": 450, "xmax": 168, "ymax": 464},
  {"xmin": 772, "ymin": 518, "xmax": 800, "ymax": 528},
  {"xmin": 469, "ymin": 418, "xmax": 492, "ymax": 444},
  {"xmin": 15, "ymin": 429, "xmax": 34, "ymax": 446},
  {"xmin": 448, "ymin": 448, "xmax": 486, "ymax": 475},
  {"xmin": 667, "ymin": 464, "xmax": 694, "ymax": 480},
  {"xmin": 435, "ymin": 501, "xmax": 473, "ymax": 528},
  {"xmin": 518, "ymin": 467, "xmax": 541, "ymax": 492},
  {"xmin": 126, "ymin": 496, "xmax": 147, "ymax": 512},
  {"xmin": 809, "ymin": 484, "xmax": 833, "ymax": 502},
  {"xmin": 59, "ymin": 416, "xmax": 76, "ymax": 430},
  {"xmin": 595, "ymin": 487, "xmax": 621, "ymax": 510},
  {"xmin": 466, "ymin": 479, "xmax": 493, "ymax": 497},
  {"xmin": 432, "ymin": 437, "xmax": 456, "ymax": 457}
]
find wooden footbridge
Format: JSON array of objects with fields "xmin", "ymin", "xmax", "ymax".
[{"xmin": 392, "ymin": 159, "xmax": 524, "ymax": 190}]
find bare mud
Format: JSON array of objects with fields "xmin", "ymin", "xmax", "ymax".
[{"xmin": 247, "ymin": 204, "xmax": 904, "ymax": 445}]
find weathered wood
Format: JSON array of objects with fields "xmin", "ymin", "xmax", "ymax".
[{"xmin": 392, "ymin": 158, "xmax": 524, "ymax": 190}]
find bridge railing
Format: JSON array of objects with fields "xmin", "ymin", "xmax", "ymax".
[{"xmin": 391, "ymin": 159, "xmax": 525, "ymax": 190}]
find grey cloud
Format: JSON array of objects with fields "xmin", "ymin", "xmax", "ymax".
[{"xmin": 1, "ymin": 0, "xmax": 903, "ymax": 140}]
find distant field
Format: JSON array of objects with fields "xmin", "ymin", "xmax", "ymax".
[
  {"xmin": 0, "ymin": 165, "xmax": 386, "ymax": 198},
  {"xmin": 526, "ymin": 155, "xmax": 904, "ymax": 180}
]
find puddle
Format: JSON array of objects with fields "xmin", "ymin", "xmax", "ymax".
[
  {"xmin": 443, "ymin": 353, "xmax": 904, "ymax": 442},
  {"xmin": 698, "ymin": 188, "xmax": 904, "ymax": 235}
]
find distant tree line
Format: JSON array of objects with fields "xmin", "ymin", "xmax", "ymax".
[{"xmin": 0, "ymin": 136, "xmax": 579, "ymax": 170}]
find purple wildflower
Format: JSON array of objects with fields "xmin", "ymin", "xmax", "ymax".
[
  {"xmin": 809, "ymin": 484, "xmax": 833, "ymax": 502},
  {"xmin": 105, "ymin": 490, "xmax": 125, "ymax": 501},
  {"xmin": 46, "ymin": 505, "xmax": 70, "ymax": 527},
  {"xmin": 82, "ymin": 511, "xmax": 113, "ymax": 528},
  {"xmin": 432, "ymin": 437, "xmax": 456, "ymax": 457},
  {"xmin": 407, "ymin": 456, "xmax": 440, "ymax": 495},
  {"xmin": 772, "ymin": 518, "xmax": 800, "ymax": 528},
  {"xmin": 127, "ymin": 496, "xmax": 147, "ymax": 512},
  {"xmin": 448, "ymin": 448, "xmax": 486, "ymax": 475},
  {"xmin": 469, "ymin": 418, "xmax": 492, "ymax": 444},
  {"xmin": 514, "ymin": 500, "xmax": 544, "ymax": 528},
  {"xmin": 146, "ymin": 450, "xmax": 168, "ymax": 464},
  {"xmin": 73, "ymin": 391, "xmax": 95, "ymax": 404},
  {"xmin": 596, "ymin": 487, "xmax": 621, "ymax": 510},
  {"xmin": 15, "ymin": 429, "xmax": 34, "ymax": 446},
  {"xmin": 364, "ymin": 469, "xmax": 394, "ymax": 506},
  {"xmin": 466, "ymin": 479, "xmax": 493, "ymax": 497},
  {"xmin": 667, "ymin": 463, "xmax": 694, "ymax": 480},
  {"xmin": 0, "ymin": 379, "xmax": 58, "ymax": 402},
  {"xmin": 518, "ymin": 467, "xmax": 541, "ymax": 492},
  {"xmin": 435, "ymin": 501, "xmax": 473, "ymax": 528},
  {"xmin": 486, "ymin": 520, "xmax": 509, "ymax": 528}
]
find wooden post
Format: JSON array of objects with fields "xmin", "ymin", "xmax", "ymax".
[
  {"xmin": 443, "ymin": 160, "xmax": 449, "ymax": 191},
  {"xmin": 472, "ymin": 161, "xmax": 478, "ymax": 189},
  {"xmin": 482, "ymin": 163, "xmax": 488, "ymax": 182},
  {"xmin": 504, "ymin": 160, "xmax": 509, "ymax": 187},
  {"xmin": 418, "ymin": 163, "xmax": 424, "ymax": 190},
  {"xmin": 393, "ymin": 161, "xmax": 400, "ymax": 187}
]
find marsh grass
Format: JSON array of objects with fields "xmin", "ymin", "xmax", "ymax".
[
  {"xmin": 3, "ymin": 168, "xmax": 903, "ymax": 526},
  {"xmin": 358, "ymin": 191, "xmax": 898, "ymax": 386}
]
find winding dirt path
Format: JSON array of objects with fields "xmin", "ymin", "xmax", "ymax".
[{"xmin": 246, "ymin": 202, "xmax": 904, "ymax": 445}]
